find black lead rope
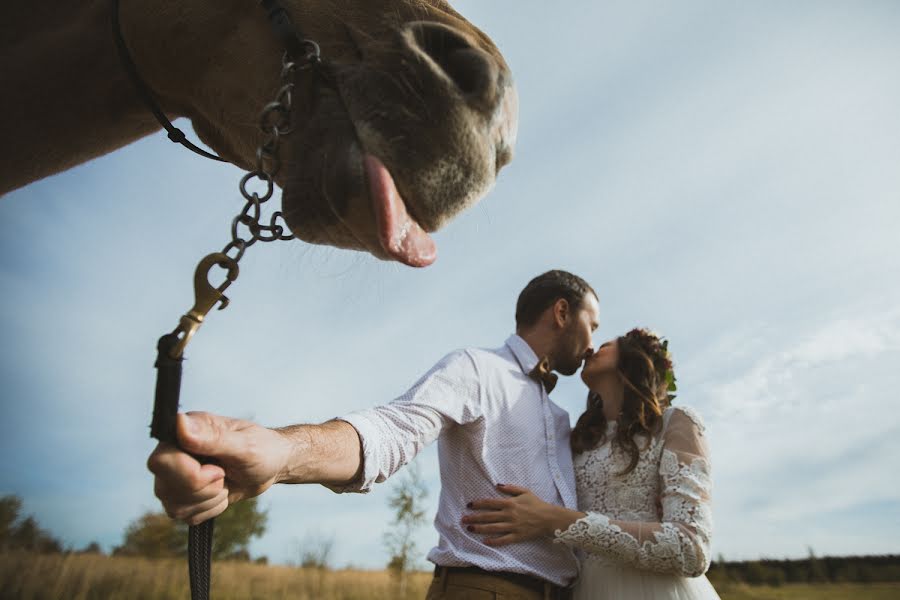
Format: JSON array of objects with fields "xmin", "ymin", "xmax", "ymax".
[{"xmin": 153, "ymin": 334, "xmax": 214, "ymax": 600}]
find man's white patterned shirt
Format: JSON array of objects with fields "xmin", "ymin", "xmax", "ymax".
[{"xmin": 336, "ymin": 334, "xmax": 579, "ymax": 586}]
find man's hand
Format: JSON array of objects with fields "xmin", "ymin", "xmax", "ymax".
[{"xmin": 147, "ymin": 412, "xmax": 291, "ymax": 525}]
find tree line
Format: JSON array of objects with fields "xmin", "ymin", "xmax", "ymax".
[
  {"xmin": 1, "ymin": 493, "xmax": 266, "ymax": 561},
  {"xmin": 706, "ymin": 551, "xmax": 900, "ymax": 586}
]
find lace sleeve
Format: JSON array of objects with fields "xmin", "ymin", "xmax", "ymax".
[{"xmin": 555, "ymin": 407, "xmax": 713, "ymax": 577}]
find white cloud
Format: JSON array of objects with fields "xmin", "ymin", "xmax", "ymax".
[
  {"xmin": 689, "ymin": 304, "xmax": 900, "ymax": 558},
  {"xmin": 699, "ymin": 305, "xmax": 900, "ymax": 422}
]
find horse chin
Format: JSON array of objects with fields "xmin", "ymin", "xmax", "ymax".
[
  {"xmin": 279, "ymin": 117, "xmax": 380, "ymax": 256},
  {"xmin": 277, "ymin": 33, "xmax": 517, "ymax": 265},
  {"xmin": 279, "ymin": 140, "xmax": 437, "ymax": 266},
  {"xmin": 279, "ymin": 130, "xmax": 492, "ymax": 266}
]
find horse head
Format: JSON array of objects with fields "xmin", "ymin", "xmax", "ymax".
[{"xmin": 118, "ymin": 0, "xmax": 519, "ymax": 266}]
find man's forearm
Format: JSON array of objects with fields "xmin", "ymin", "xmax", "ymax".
[{"xmin": 274, "ymin": 419, "xmax": 363, "ymax": 486}]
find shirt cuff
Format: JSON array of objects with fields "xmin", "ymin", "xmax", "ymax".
[{"xmin": 323, "ymin": 412, "xmax": 381, "ymax": 494}]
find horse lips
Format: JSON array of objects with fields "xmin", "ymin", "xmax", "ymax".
[{"xmin": 364, "ymin": 155, "xmax": 437, "ymax": 267}]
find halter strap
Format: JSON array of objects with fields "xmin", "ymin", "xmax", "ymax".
[{"xmin": 111, "ymin": 0, "xmax": 326, "ymax": 163}]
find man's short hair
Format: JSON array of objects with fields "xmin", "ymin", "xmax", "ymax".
[{"xmin": 515, "ymin": 270, "xmax": 597, "ymax": 328}]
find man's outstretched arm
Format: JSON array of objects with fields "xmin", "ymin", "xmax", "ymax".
[{"xmin": 147, "ymin": 412, "xmax": 362, "ymax": 525}]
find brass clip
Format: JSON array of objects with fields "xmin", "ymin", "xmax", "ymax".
[{"xmin": 170, "ymin": 253, "xmax": 241, "ymax": 359}]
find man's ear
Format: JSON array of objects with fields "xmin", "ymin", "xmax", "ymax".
[{"xmin": 552, "ymin": 298, "xmax": 570, "ymax": 328}]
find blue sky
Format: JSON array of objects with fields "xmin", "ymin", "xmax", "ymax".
[{"xmin": 1, "ymin": 0, "xmax": 899, "ymax": 568}]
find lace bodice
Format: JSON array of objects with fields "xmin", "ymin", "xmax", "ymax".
[{"xmin": 555, "ymin": 406, "xmax": 713, "ymax": 577}]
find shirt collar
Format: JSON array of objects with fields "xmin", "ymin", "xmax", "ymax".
[{"xmin": 505, "ymin": 334, "xmax": 541, "ymax": 375}]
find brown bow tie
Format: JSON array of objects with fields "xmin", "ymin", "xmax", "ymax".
[{"xmin": 529, "ymin": 357, "xmax": 558, "ymax": 394}]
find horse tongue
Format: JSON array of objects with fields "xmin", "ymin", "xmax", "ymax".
[{"xmin": 364, "ymin": 155, "xmax": 437, "ymax": 267}]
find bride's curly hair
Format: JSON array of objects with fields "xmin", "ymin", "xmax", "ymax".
[{"xmin": 570, "ymin": 328, "xmax": 675, "ymax": 475}]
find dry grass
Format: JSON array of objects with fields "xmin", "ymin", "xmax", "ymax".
[
  {"xmin": 0, "ymin": 551, "xmax": 431, "ymax": 600},
  {"xmin": 2, "ymin": 552, "xmax": 897, "ymax": 599}
]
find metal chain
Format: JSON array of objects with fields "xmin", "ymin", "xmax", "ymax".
[
  {"xmin": 152, "ymin": 7, "xmax": 328, "ymax": 599},
  {"xmin": 223, "ymin": 43, "xmax": 322, "ymax": 264},
  {"xmin": 168, "ymin": 43, "xmax": 323, "ymax": 361}
]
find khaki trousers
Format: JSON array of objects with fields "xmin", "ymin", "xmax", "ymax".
[{"xmin": 425, "ymin": 568, "xmax": 568, "ymax": 600}]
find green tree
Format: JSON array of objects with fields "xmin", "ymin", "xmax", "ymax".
[
  {"xmin": 785, "ymin": 560, "xmax": 809, "ymax": 583},
  {"xmin": 0, "ymin": 494, "xmax": 63, "ymax": 553},
  {"xmin": 293, "ymin": 530, "xmax": 335, "ymax": 599},
  {"xmin": 807, "ymin": 546, "xmax": 828, "ymax": 583},
  {"xmin": 706, "ymin": 553, "xmax": 734, "ymax": 588},
  {"xmin": 765, "ymin": 565, "xmax": 786, "ymax": 587},
  {"xmin": 743, "ymin": 561, "xmax": 768, "ymax": 585},
  {"xmin": 114, "ymin": 511, "xmax": 186, "ymax": 557},
  {"xmin": 296, "ymin": 531, "xmax": 335, "ymax": 569},
  {"xmin": 383, "ymin": 462, "xmax": 429, "ymax": 598},
  {"xmin": 212, "ymin": 497, "xmax": 267, "ymax": 560},
  {"xmin": 78, "ymin": 541, "xmax": 104, "ymax": 555},
  {"xmin": 0, "ymin": 495, "xmax": 24, "ymax": 547},
  {"xmin": 115, "ymin": 498, "xmax": 267, "ymax": 559}
]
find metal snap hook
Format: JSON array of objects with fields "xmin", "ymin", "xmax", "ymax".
[{"xmin": 169, "ymin": 253, "xmax": 241, "ymax": 359}]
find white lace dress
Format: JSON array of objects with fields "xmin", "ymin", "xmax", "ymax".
[{"xmin": 555, "ymin": 406, "xmax": 721, "ymax": 599}]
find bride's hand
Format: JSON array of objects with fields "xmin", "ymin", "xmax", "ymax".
[{"xmin": 461, "ymin": 484, "xmax": 578, "ymax": 546}]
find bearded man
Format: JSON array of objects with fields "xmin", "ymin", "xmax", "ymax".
[{"xmin": 149, "ymin": 269, "xmax": 599, "ymax": 600}]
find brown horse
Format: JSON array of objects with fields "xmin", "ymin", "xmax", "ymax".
[{"xmin": 0, "ymin": 0, "xmax": 518, "ymax": 267}]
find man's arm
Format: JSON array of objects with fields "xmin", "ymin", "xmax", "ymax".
[
  {"xmin": 147, "ymin": 412, "xmax": 362, "ymax": 525},
  {"xmin": 275, "ymin": 420, "xmax": 363, "ymax": 484},
  {"xmin": 148, "ymin": 348, "xmax": 480, "ymax": 523}
]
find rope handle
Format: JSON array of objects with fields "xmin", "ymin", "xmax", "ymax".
[{"xmin": 153, "ymin": 334, "xmax": 215, "ymax": 600}]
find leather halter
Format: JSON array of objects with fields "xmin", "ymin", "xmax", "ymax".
[{"xmin": 111, "ymin": 0, "xmax": 329, "ymax": 163}]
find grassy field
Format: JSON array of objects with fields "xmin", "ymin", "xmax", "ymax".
[
  {"xmin": 0, "ymin": 552, "xmax": 432, "ymax": 600},
  {"xmin": 1, "ymin": 552, "xmax": 897, "ymax": 599}
]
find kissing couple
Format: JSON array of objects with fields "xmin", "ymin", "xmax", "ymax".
[{"xmin": 149, "ymin": 270, "xmax": 721, "ymax": 599}]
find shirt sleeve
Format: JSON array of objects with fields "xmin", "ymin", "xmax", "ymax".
[
  {"xmin": 327, "ymin": 349, "xmax": 483, "ymax": 493},
  {"xmin": 555, "ymin": 407, "xmax": 713, "ymax": 577}
]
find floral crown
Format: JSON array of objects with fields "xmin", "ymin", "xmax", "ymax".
[{"xmin": 624, "ymin": 328, "xmax": 677, "ymax": 404}]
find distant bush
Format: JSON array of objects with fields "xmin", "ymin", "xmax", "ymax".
[{"xmin": 78, "ymin": 541, "xmax": 104, "ymax": 555}]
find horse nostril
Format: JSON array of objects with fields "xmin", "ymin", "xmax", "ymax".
[{"xmin": 407, "ymin": 22, "xmax": 501, "ymax": 109}]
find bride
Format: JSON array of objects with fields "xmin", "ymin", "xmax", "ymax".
[{"xmin": 463, "ymin": 328, "xmax": 720, "ymax": 599}]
